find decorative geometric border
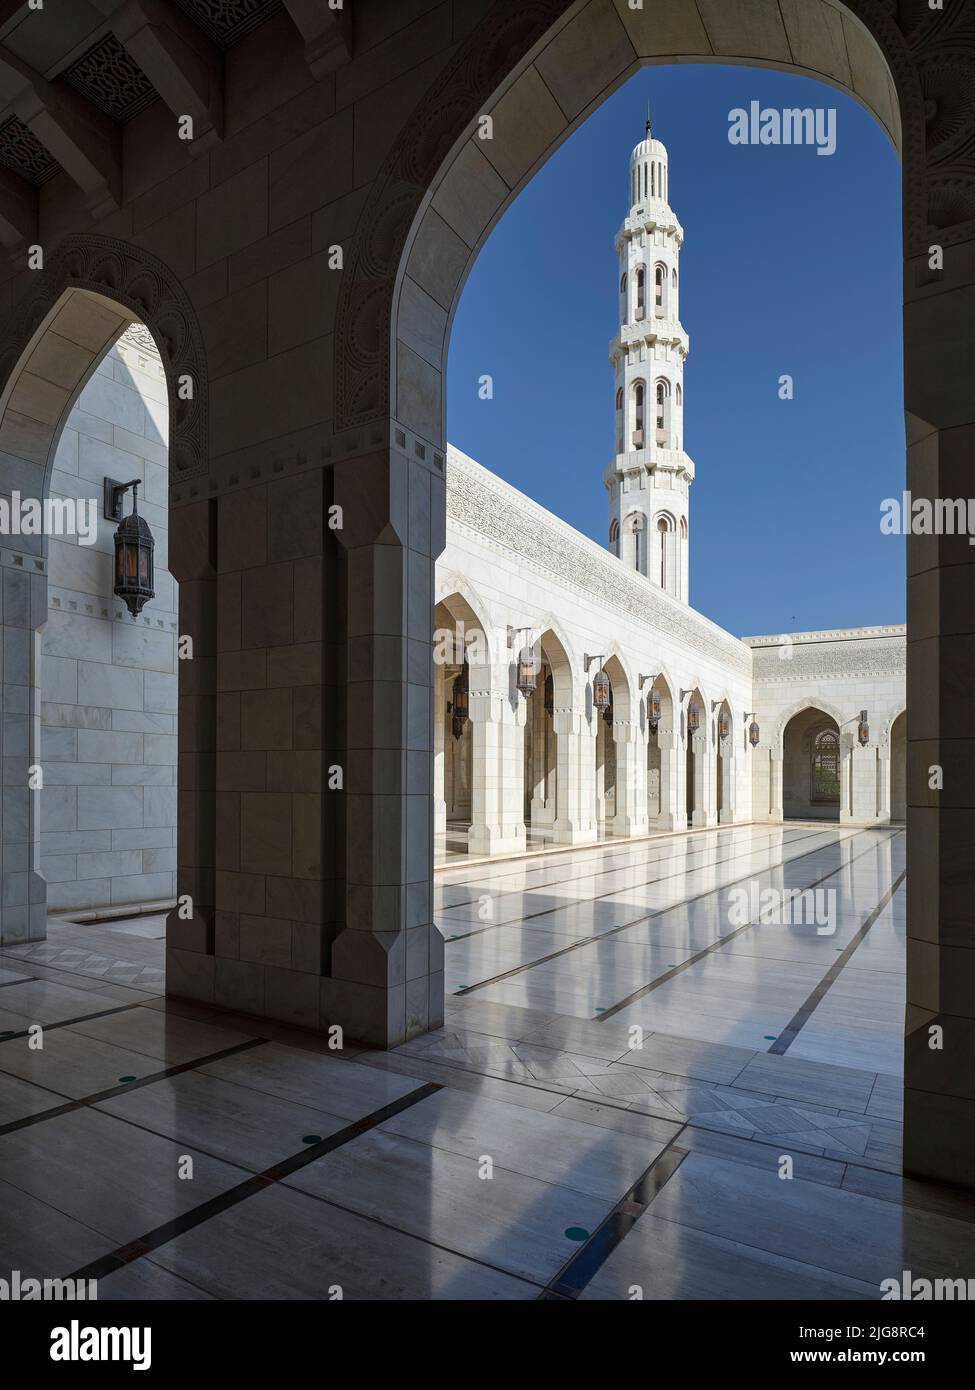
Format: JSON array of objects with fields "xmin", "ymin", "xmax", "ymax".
[{"xmin": 0, "ymin": 233, "xmax": 209, "ymax": 482}]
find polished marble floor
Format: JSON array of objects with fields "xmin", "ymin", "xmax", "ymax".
[{"xmin": 1, "ymin": 822, "xmax": 974, "ymax": 1300}]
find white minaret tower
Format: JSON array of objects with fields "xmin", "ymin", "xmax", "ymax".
[{"xmin": 604, "ymin": 111, "xmax": 694, "ymax": 602}]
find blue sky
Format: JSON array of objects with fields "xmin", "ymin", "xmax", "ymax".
[{"xmin": 446, "ymin": 65, "xmax": 904, "ymax": 638}]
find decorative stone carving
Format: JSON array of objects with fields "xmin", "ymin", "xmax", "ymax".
[
  {"xmin": 334, "ymin": 0, "xmax": 966, "ymax": 429},
  {"xmin": 172, "ymin": 0, "xmax": 283, "ymax": 47},
  {"xmin": 0, "ymin": 234, "xmax": 208, "ymax": 482},
  {"xmin": 63, "ymin": 33, "xmax": 158, "ymax": 122},
  {"xmin": 0, "ymin": 114, "xmax": 59, "ymax": 185},
  {"xmin": 447, "ymin": 451, "xmax": 751, "ymax": 674}
]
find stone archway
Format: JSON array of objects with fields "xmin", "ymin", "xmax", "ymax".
[
  {"xmin": 0, "ymin": 235, "xmax": 213, "ymax": 965},
  {"xmin": 782, "ymin": 706, "xmax": 843, "ymax": 822},
  {"xmin": 323, "ymin": 0, "xmax": 975, "ymax": 1178}
]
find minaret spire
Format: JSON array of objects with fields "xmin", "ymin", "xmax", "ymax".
[{"xmin": 603, "ymin": 116, "xmax": 695, "ymax": 602}]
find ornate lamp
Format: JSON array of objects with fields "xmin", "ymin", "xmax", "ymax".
[
  {"xmin": 858, "ymin": 709, "xmax": 870, "ymax": 746},
  {"xmin": 686, "ymin": 702, "xmax": 700, "ymax": 734},
  {"xmin": 592, "ymin": 668, "xmax": 611, "ymax": 713},
  {"xmin": 718, "ymin": 708, "xmax": 731, "ymax": 741},
  {"xmin": 647, "ymin": 687, "xmax": 662, "ymax": 727},
  {"xmin": 516, "ymin": 645, "xmax": 537, "ymax": 698},
  {"xmin": 105, "ymin": 478, "xmax": 154, "ymax": 619},
  {"xmin": 746, "ymin": 713, "xmax": 760, "ymax": 747},
  {"xmin": 451, "ymin": 662, "xmax": 469, "ymax": 740}
]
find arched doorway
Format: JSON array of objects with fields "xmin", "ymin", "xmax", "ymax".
[
  {"xmin": 782, "ymin": 707, "xmax": 843, "ymax": 822},
  {"xmin": 0, "ymin": 241, "xmax": 211, "ymax": 966},
  {"xmin": 890, "ymin": 710, "xmax": 906, "ymax": 822},
  {"xmin": 715, "ymin": 698, "xmax": 734, "ymax": 822},
  {"xmin": 684, "ymin": 687, "xmax": 707, "ymax": 828},
  {"xmin": 646, "ymin": 673, "xmax": 677, "ymax": 831},
  {"xmin": 433, "ymin": 593, "xmax": 488, "ymax": 858},
  {"xmin": 523, "ymin": 628, "xmax": 572, "ymax": 846}
]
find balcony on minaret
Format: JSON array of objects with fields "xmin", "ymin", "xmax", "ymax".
[{"xmin": 632, "ymin": 428, "xmax": 644, "ymax": 448}]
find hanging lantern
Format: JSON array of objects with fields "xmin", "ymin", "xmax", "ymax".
[
  {"xmin": 516, "ymin": 645, "xmax": 537, "ymax": 698},
  {"xmin": 544, "ymin": 672, "xmax": 554, "ymax": 716},
  {"xmin": 110, "ymin": 479, "xmax": 154, "ymax": 619},
  {"xmin": 858, "ymin": 710, "xmax": 870, "ymax": 747},
  {"xmin": 718, "ymin": 708, "xmax": 730, "ymax": 741},
  {"xmin": 451, "ymin": 662, "xmax": 469, "ymax": 740},
  {"xmin": 647, "ymin": 687, "xmax": 662, "ymax": 727},
  {"xmin": 686, "ymin": 701, "xmax": 700, "ymax": 734},
  {"xmin": 592, "ymin": 668, "xmax": 611, "ymax": 713},
  {"xmin": 748, "ymin": 720, "xmax": 760, "ymax": 747}
]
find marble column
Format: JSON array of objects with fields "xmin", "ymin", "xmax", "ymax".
[
  {"xmin": 467, "ymin": 660, "xmax": 526, "ymax": 857},
  {"xmin": 612, "ymin": 720, "xmax": 647, "ymax": 836},
  {"xmin": 553, "ymin": 709, "xmax": 596, "ymax": 845}
]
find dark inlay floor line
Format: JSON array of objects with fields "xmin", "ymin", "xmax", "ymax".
[
  {"xmin": 68, "ymin": 1081, "xmax": 443, "ymax": 1284},
  {"xmin": 768, "ymin": 859, "xmax": 907, "ymax": 1056},
  {"xmin": 0, "ymin": 998, "xmax": 150, "ymax": 1043},
  {"xmin": 593, "ymin": 830, "xmax": 900, "ymax": 1022},
  {"xmin": 540, "ymin": 1136, "xmax": 689, "ymax": 1300},
  {"xmin": 453, "ymin": 828, "xmax": 863, "ymax": 998},
  {"xmin": 444, "ymin": 825, "xmax": 827, "ymax": 943},
  {"xmin": 0, "ymin": 1037, "xmax": 267, "ymax": 1138},
  {"xmin": 0, "ymin": 975, "xmax": 36, "ymax": 988}
]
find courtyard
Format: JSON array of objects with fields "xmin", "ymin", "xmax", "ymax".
[{"xmin": 3, "ymin": 822, "xmax": 972, "ymax": 1301}]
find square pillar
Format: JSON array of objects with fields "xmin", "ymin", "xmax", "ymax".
[{"xmin": 467, "ymin": 660, "xmax": 526, "ymax": 857}]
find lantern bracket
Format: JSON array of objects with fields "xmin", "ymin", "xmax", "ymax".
[
  {"xmin": 584, "ymin": 653, "xmax": 605, "ymax": 672},
  {"xmin": 507, "ymin": 625, "xmax": 533, "ymax": 650},
  {"xmin": 104, "ymin": 477, "xmax": 142, "ymax": 522}
]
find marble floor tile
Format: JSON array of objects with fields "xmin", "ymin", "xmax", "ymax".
[
  {"xmin": 149, "ymin": 1183, "xmax": 538, "ymax": 1300},
  {"xmin": 286, "ymin": 1127, "xmax": 613, "ymax": 1284}
]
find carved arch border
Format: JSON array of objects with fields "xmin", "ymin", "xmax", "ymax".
[
  {"xmin": 334, "ymin": 0, "xmax": 941, "ymax": 433},
  {"xmin": 0, "ymin": 233, "xmax": 209, "ymax": 487}
]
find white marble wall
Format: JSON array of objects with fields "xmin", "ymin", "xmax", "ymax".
[
  {"xmin": 40, "ymin": 326, "xmax": 177, "ymax": 912},
  {"xmin": 438, "ymin": 447, "xmax": 906, "ymax": 847}
]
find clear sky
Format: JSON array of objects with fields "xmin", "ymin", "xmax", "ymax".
[{"xmin": 446, "ymin": 64, "xmax": 904, "ymax": 638}]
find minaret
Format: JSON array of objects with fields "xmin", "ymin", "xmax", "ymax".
[{"xmin": 604, "ymin": 110, "xmax": 694, "ymax": 602}]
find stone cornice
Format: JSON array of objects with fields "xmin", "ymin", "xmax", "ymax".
[{"xmin": 446, "ymin": 446, "xmax": 751, "ymax": 676}]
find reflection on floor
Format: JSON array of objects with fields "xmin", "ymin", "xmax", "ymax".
[{"xmin": 1, "ymin": 823, "xmax": 974, "ymax": 1300}]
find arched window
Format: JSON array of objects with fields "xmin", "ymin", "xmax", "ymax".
[
  {"xmin": 633, "ymin": 381, "xmax": 645, "ymax": 443},
  {"xmin": 679, "ymin": 515, "xmax": 687, "ymax": 539},
  {"xmin": 615, "ymin": 386, "xmax": 624, "ymax": 410},
  {"xmin": 657, "ymin": 516, "xmax": 668, "ymax": 589},
  {"xmin": 636, "ymin": 267, "xmax": 645, "ymax": 318},
  {"xmin": 654, "ymin": 265, "xmax": 664, "ymax": 309},
  {"xmin": 656, "ymin": 381, "xmax": 665, "ymax": 429},
  {"xmin": 811, "ymin": 729, "xmax": 841, "ymax": 804},
  {"xmin": 620, "ymin": 272, "xmax": 626, "ymax": 292},
  {"xmin": 675, "ymin": 383, "xmax": 682, "ymax": 406},
  {"xmin": 672, "ymin": 268, "xmax": 677, "ymax": 289},
  {"xmin": 609, "ymin": 519, "xmax": 620, "ymax": 556},
  {"xmin": 629, "ymin": 513, "xmax": 645, "ymax": 573}
]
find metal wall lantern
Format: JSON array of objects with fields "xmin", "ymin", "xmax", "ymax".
[
  {"xmin": 105, "ymin": 477, "xmax": 154, "ymax": 619},
  {"xmin": 508, "ymin": 626, "xmax": 538, "ymax": 699},
  {"xmin": 686, "ymin": 701, "xmax": 700, "ymax": 734},
  {"xmin": 450, "ymin": 662, "xmax": 469, "ymax": 740},
  {"xmin": 593, "ymin": 669, "xmax": 611, "ymax": 713},
  {"xmin": 748, "ymin": 715, "xmax": 760, "ymax": 747},
  {"xmin": 516, "ymin": 648, "xmax": 537, "ymax": 698},
  {"xmin": 647, "ymin": 687, "xmax": 662, "ymax": 727},
  {"xmin": 718, "ymin": 708, "xmax": 731, "ymax": 741},
  {"xmin": 858, "ymin": 709, "xmax": 870, "ymax": 747}
]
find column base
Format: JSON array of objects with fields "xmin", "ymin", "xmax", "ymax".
[
  {"xmin": 468, "ymin": 823, "xmax": 527, "ymax": 857},
  {"xmin": 552, "ymin": 820, "xmax": 597, "ymax": 846}
]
